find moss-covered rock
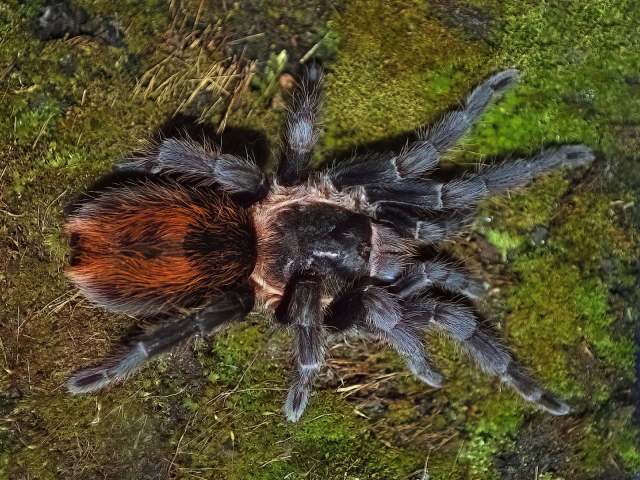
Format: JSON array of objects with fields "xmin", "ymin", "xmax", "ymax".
[{"xmin": 2, "ymin": 0, "xmax": 638, "ymax": 479}]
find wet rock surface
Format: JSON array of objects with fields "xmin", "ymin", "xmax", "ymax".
[{"xmin": 34, "ymin": 1, "xmax": 124, "ymax": 46}]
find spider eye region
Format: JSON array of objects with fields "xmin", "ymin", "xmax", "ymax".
[{"xmin": 275, "ymin": 202, "xmax": 372, "ymax": 278}]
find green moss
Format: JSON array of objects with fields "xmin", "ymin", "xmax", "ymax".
[
  {"xmin": 555, "ymin": 195, "xmax": 634, "ymax": 266},
  {"xmin": 8, "ymin": 378, "xmax": 175, "ymax": 478},
  {"xmin": 322, "ymin": 0, "xmax": 488, "ymax": 155},
  {"xmin": 479, "ymin": 175, "xmax": 570, "ymax": 236},
  {"xmin": 578, "ymin": 406, "xmax": 640, "ymax": 473},
  {"xmin": 10, "ymin": 96, "xmax": 63, "ymax": 144},
  {"xmin": 509, "ymin": 256, "xmax": 614, "ymax": 397},
  {"xmin": 538, "ymin": 474, "xmax": 565, "ymax": 480},
  {"xmin": 204, "ymin": 323, "xmax": 273, "ymax": 385},
  {"xmin": 484, "ymin": 229, "xmax": 524, "ymax": 261},
  {"xmin": 169, "ymin": 323, "xmax": 425, "ymax": 479},
  {"xmin": 458, "ymin": 398, "xmax": 523, "ymax": 480}
]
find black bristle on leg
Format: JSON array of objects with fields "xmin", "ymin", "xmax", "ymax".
[
  {"xmin": 422, "ymin": 69, "xmax": 520, "ymax": 153},
  {"xmin": 363, "ymin": 180, "xmax": 444, "ymax": 206},
  {"xmin": 324, "ymin": 283, "xmax": 369, "ymax": 331}
]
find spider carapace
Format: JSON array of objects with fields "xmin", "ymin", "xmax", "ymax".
[{"xmin": 65, "ymin": 66, "xmax": 594, "ymax": 422}]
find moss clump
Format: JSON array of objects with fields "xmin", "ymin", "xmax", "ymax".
[
  {"xmin": 484, "ymin": 229, "xmax": 524, "ymax": 261},
  {"xmin": 321, "ymin": 0, "xmax": 489, "ymax": 154},
  {"xmin": 166, "ymin": 323, "xmax": 425, "ymax": 479},
  {"xmin": 508, "ymin": 255, "xmax": 630, "ymax": 397},
  {"xmin": 457, "ymin": 397, "xmax": 523, "ymax": 480}
]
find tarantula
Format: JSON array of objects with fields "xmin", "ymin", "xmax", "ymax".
[{"xmin": 65, "ymin": 66, "xmax": 594, "ymax": 422}]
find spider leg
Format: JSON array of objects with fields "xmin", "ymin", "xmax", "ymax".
[
  {"xmin": 436, "ymin": 145, "xmax": 594, "ymax": 210},
  {"xmin": 116, "ymin": 138, "xmax": 268, "ymax": 202},
  {"xmin": 368, "ymin": 225, "xmax": 485, "ymax": 301},
  {"xmin": 325, "ymin": 285, "xmax": 444, "ymax": 387},
  {"xmin": 275, "ymin": 272, "xmax": 325, "ymax": 422},
  {"xmin": 409, "ymin": 296, "xmax": 570, "ymax": 415},
  {"xmin": 327, "ymin": 69, "xmax": 520, "ymax": 189},
  {"xmin": 391, "ymin": 258, "xmax": 485, "ymax": 300},
  {"xmin": 373, "ymin": 203, "xmax": 471, "ymax": 243},
  {"xmin": 366, "ymin": 145, "xmax": 594, "ymax": 213},
  {"xmin": 66, "ymin": 286, "xmax": 254, "ymax": 394},
  {"xmin": 276, "ymin": 64, "xmax": 323, "ymax": 186},
  {"xmin": 422, "ymin": 69, "xmax": 520, "ymax": 153}
]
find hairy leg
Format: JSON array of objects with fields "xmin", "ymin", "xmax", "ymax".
[
  {"xmin": 438, "ymin": 145, "xmax": 594, "ymax": 210},
  {"xmin": 408, "ymin": 296, "xmax": 570, "ymax": 415},
  {"xmin": 366, "ymin": 145, "xmax": 593, "ymax": 212},
  {"xmin": 372, "ymin": 202, "xmax": 471, "ymax": 244},
  {"xmin": 275, "ymin": 272, "xmax": 325, "ymax": 422},
  {"xmin": 325, "ymin": 285, "xmax": 444, "ymax": 387},
  {"xmin": 419, "ymin": 69, "xmax": 520, "ymax": 153},
  {"xmin": 276, "ymin": 64, "xmax": 323, "ymax": 186},
  {"xmin": 67, "ymin": 286, "xmax": 254, "ymax": 393},
  {"xmin": 116, "ymin": 138, "xmax": 268, "ymax": 202},
  {"xmin": 367, "ymin": 223, "xmax": 484, "ymax": 300},
  {"xmin": 327, "ymin": 69, "xmax": 520, "ymax": 189},
  {"xmin": 392, "ymin": 258, "xmax": 485, "ymax": 300}
]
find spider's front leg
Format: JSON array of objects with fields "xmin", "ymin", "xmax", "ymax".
[
  {"xmin": 327, "ymin": 69, "xmax": 521, "ymax": 189},
  {"xmin": 116, "ymin": 138, "xmax": 268, "ymax": 203},
  {"xmin": 67, "ymin": 286, "xmax": 254, "ymax": 394},
  {"xmin": 275, "ymin": 271, "xmax": 326, "ymax": 422}
]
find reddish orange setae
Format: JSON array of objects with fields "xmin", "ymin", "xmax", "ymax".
[{"xmin": 65, "ymin": 181, "xmax": 256, "ymax": 315}]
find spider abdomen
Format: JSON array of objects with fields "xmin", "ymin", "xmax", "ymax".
[{"xmin": 65, "ymin": 181, "xmax": 256, "ymax": 316}]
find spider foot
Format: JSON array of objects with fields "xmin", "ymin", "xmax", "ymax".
[
  {"xmin": 284, "ymin": 381, "xmax": 311, "ymax": 422},
  {"xmin": 537, "ymin": 392, "xmax": 571, "ymax": 416}
]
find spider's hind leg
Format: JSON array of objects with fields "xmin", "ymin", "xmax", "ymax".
[
  {"xmin": 325, "ymin": 284, "xmax": 445, "ymax": 388},
  {"xmin": 67, "ymin": 286, "xmax": 254, "ymax": 394}
]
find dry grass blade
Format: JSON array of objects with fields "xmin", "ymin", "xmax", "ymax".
[{"xmin": 133, "ymin": 1, "xmax": 256, "ymax": 133}]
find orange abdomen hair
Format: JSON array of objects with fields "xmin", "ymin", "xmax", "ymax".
[{"xmin": 65, "ymin": 181, "xmax": 256, "ymax": 315}]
